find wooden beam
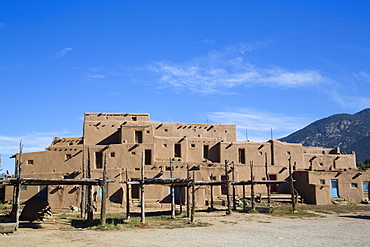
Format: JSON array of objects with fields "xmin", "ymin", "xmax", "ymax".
[
  {"xmin": 100, "ymin": 153, "xmax": 107, "ymax": 225},
  {"xmin": 86, "ymin": 148, "xmax": 93, "ymax": 224},
  {"xmin": 125, "ymin": 169, "xmax": 131, "ymax": 220},
  {"xmin": 170, "ymin": 158, "xmax": 175, "ymax": 219},
  {"xmin": 140, "ymin": 150, "xmax": 145, "ymax": 223},
  {"xmin": 225, "ymin": 160, "xmax": 231, "ymax": 215},
  {"xmin": 289, "ymin": 157, "xmax": 296, "ymax": 211},
  {"xmin": 190, "ymin": 171, "xmax": 195, "ymax": 224},
  {"xmin": 250, "ymin": 160, "xmax": 255, "ymax": 210}
]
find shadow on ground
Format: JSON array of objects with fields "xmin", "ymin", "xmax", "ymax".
[{"xmin": 339, "ymin": 215, "xmax": 370, "ymax": 220}]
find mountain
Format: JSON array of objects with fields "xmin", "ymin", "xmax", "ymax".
[{"xmin": 279, "ymin": 108, "xmax": 370, "ymax": 163}]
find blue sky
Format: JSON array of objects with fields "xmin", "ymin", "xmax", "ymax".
[{"xmin": 1, "ymin": 1, "xmax": 370, "ymax": 173}]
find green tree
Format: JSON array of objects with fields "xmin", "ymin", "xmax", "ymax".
[{"xmin": 364, "ymin": 157, "xmax": 370, "ymax": 168}]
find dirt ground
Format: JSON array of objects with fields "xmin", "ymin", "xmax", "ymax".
[{"xmin": 1, "ymin": 204, "xmax": 370, "ymax": 247}]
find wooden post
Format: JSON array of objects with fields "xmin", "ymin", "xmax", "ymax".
[
  {"xmin": 232, "ymin": 162, "xmax": 236, "ymax": 211},
  {"xmin": 170, "ymin": 158, "xmax": 175, "ymax": 219},
  {"xmin": 100, "ymin": 154, "xmax": 107, "ymax": 225},
  {"xmin": 126, "ymin": 169, "xmax": 131, "ymax": 220},
  {"xmin": 140, "ymin": 150, "xmax": 145, "ymax": 223},
  {"xmin": 190, "ymin": 171, "xmax": 195, "ymax": 223},
  {"xmin": 250, "ymin": 161, "xmax": 255, "ymax": 210},
  {"xmin": 12, "ymin": 141, "xmax": 23, "ymax": 230},
  {"xmin": 289, "ymin": 156, "xmax": 296, "ymax": 211},
  {"xmin": 265, "ymin": 152, "xmax": 271, "ymax": 204},
  {"xmin": 242, "ymin": 184, "xmax": 246, "ymax": 212},
  {"xmin": 80, "ymin": 140, "xmax": 86, "ymax": 218},
  {"xmin": 186, "ymin": 164, "xmax": 190, "ymax": 218},
  {"xmin": 225, "ymin": 160, "xmax": 231, "ymax": 215},
  {"xmin": 179, "ymin": 186, "xmax": 183, "ymax": 215},
  {"xmin": 86, "ymin": 148, "xmax": 93, "ymax": 223},
  {"xmin": 210, "ymin": 173, "xmax": 214, "ymax": 209}
]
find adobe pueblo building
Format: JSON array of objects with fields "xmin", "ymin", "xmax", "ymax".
[{"xmin": 5, "ymin": 112, "xmax": 370, "ymax": 209}]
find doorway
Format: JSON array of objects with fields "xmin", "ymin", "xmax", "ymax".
[{"xmin": 331, "ymin": 179, "xmax": 339, "ymax": 198}]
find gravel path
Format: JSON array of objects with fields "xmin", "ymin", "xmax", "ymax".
[{"xmin": 1, "ymin": 211, "xmax": 370, "ymax": 247}]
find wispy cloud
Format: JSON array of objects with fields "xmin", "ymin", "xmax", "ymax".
[
  {"xmin": 87, "ymin": 74, "xmax": 106, "ymax": 80},
  {"xmin": 207, "ymin": 108, "xmax": 312, "ymax": 142},
  {"xmin": 330, "ymin": 91, "xmax": 370, "ymax": 110},
  {"xmin": 354, "ymin": 71, "xmax": 370, "ymax": 82},
  {"xmin": 196, "ymin": 39, "xmax": 214, "ymax": 44},
  {"xmin": 148, "ymin": 46, "xmax": 325, "ymax": 94},
  {"xmin": 0, "ymin": 131, "xmax": 77, "ymax": 173},
  {"xmin": 54, "ymin": 47, "xmax": 73, "ymax": 59}
]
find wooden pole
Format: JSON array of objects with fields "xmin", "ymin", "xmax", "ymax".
[
  {"xmin": 289, "ymin": 156, "xmax": 296, "ymax": 211},
  {"xmin": 225, "ymin": 160, "xmax": 231, "ymax": 215},
  {"xmin": 170, "ymin": 158, "xmax": 175, "ymax": 219},
  {"xmin": 12, "ymin": 141, "xmax": 23, "ymax": 230},
  {"xmin": 100, "ymin": 154, "xmax": 107, "ymax": 225},
  {"xmin": 140, "ymin": 150, "xmax": 145, "ymax": 223},
  {"xmin": 186, "ymin": 164, "xmax": 190, "ymax": 218},
  {"xmin": 250, "ymin": 161, "xmax": 255, "ymax": 210},
  {"xmin": 190, "ymin": 171, "xmax": 195, "ymax": 223},
  {"xmin": 265, "ymin": 152, "xmax": 271, "ymax": 204},
  {"xmin": 87, "ymin": 148, "xmax": 93, "ymax": 223},
  {"xmin": 80, "ymin": 144, "xmax": 86, "ymax": 218},
  {"xmin": 210, "ymin": 173, "xmax": 214, "ymax": 209},
  {"xmin": 179, "ymin": 186, "xmax": 183, "ymax": 215},
  {"xmin": 242, "ymin": 184, "xmax": 246, "ymax": 212},
  {"xmin": 126, "ymin": 169, "xmax": 131, "ymax": 220},
  {"xmin": 232, "ymin": 162, "xmax": 236, "ymax": 211}
]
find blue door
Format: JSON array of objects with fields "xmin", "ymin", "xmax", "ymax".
[{"xmin": 331, "ymin": 179, "xmax": 339, "ymax": 198}]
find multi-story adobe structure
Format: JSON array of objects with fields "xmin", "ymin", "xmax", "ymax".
[{"xmin": 4, "ymin": 112, "xmax": 370, "ymax": 208}]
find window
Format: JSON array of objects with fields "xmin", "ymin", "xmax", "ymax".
[
  {"xmin": 210, "ymin": 176, "xmax": 216, "ymax": 181},
  {"xmin": 238, "ymin": 148, "xmax": 245, "ymax": 164},
  {"xmin": 144, "ymin": 150, "xmax": 152, "ymax": 165},
  {"xmin": 351, "ymin": 183, "xmax": 358, "ymax": 188},
  {"xmin": 95, "ymin": 152, "xmax": 103, "ymax": 169},
  {"xmin": 135, "ymin": 131, "xmax": 143, "ymax": 143},
  {"xmin": 66, "ymin": 154, "xmax": 72, "ymax": 160},
  {"xmin": 191, "ymin": 144, "xmax": 195, "ymax": 148},
  {"xmin": 20, "ymin": 186, "xmax": 27, "ymax": 191},
  {"xmin": 203, "ymin": 145, "xmax": 209, "ymax": 159},
  {"xmin": 174, "ymin": 144, "xmax": 181, "ymax": 157},
  {"xmin": 319, "ymin": 179, "xmax": 325, "ymax": 185},
  {"xmin": 110, "ymin": 152, "xmax": 115, "ymax": 158},
  {"xmin": 132, "ymin": 116, "xmax": 137, "ymax": 121},
  {"xmin": 28, "ymin": 160, "xmax": 34, "ymax": 165}
]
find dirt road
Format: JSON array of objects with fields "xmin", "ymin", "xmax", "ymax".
[{"xmin": 1, "ymin": 210, "xmax": 369, "ymax": 247}]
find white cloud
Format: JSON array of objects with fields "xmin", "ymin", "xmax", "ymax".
[
  {"xmin": 196, "ymin": 39, "xmax": 214, "ymax": 44},
  {"xmin": 330, "ymin": 91, "xmax": 370, "ymax": 110},
  {"xmin": 207, "ymin": 108, "xmax": 312, "ymax": 142},
  {"xmin": 148, "ymin": 48, "xmax": 325, "ymax": 94},
  {"xmin": 87, "ymin": 74, "xmax": 106, "ymax": 80},
  {"xmin": 0, "ymin": 131, "xmax": 77, "ymax": 173},
  {"xmin": 354, "ymin": 71, "xmax": 370, "ymax": 82},
  {"xmin": 54, "ymin": 47, "xmax": 73, "ymax": 59}
]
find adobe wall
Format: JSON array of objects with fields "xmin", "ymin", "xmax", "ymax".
[{"xmin": 6, "ymin": 112, "xmax": 365, "ymax": 208}]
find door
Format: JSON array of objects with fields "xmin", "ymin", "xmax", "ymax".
[
  {"xmin": 364, "ymin": 182, "xmax": 369, "ymax": 200},
  {"xmin": 174, "ymin": 187, "xmax": 185, "ymax": 205},
  {"xmin": 221, "ymin": 175, "xmax": 227, "ymax": 195},
  {"xmin": 269, "ymin": 174, "xmax": 277, "ymax": 193},
  {"xmin": 331, "ymin": 179, "xmax": 339, "ymax": 198}
]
